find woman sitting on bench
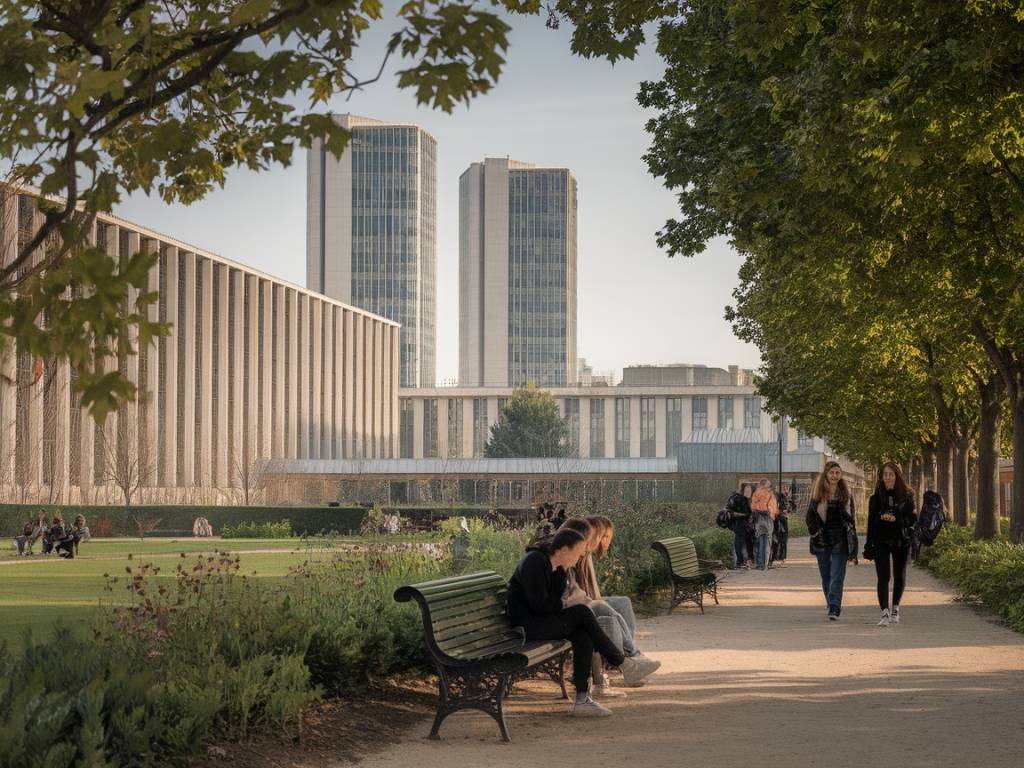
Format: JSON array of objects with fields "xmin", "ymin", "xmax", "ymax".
[{"xmin": 507, "ymin": 527, "xmax": 631, "ymax": 718}]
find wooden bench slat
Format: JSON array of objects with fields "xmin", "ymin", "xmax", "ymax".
[
  {"xmin": 430, "ymin": 601, "xmax": 507, "ymax": 629},
  {"xmin": 434, "ymin": 615, "xmax": 514, "ymax": 644}
]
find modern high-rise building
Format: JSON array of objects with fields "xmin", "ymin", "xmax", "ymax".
[
  {"xmin": 307, "ymin": 114, "xmax": 437, "ymax": 388},
  {"xmin": 459, "ymin": 158, "xmax": 577, "ymax": 388}
]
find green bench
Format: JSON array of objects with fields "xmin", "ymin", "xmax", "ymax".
[
  {"xmin": 394, "ymin": 571, "xmax": 571, "ymax": 742},
  {"xmin": 651, "ymin": 535, "xmax": 720, "ymax": 614}
]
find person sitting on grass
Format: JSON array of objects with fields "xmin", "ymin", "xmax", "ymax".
[
  {"xmin": 560, "ymin": 517, "xmax": 660, "ymax": 696},
  {"xmin": 69, "ymin": 515, "xmax": 90, "ymax": 557},
  {"xmin": 46, "ymin": 514, "xmax": 76, "ymax": 559},
  {"xmin": 507, "ymin": 527, "xmax": 635, "ymax": 718}
]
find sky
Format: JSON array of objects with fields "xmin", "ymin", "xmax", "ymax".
[{"xmin": 114, "ymin": 12, "xmax": 760, "ymax": 385}]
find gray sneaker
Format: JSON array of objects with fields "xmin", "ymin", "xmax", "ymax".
[
  {"xmin": 571, "ymin": 695, "xmax": 613, "ymax": 717},
  {"xmin": 621, "ymin": 655, "xmax": 661, "ymax": 687}
]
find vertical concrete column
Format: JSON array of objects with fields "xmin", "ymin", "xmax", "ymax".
[
  {"xmin": 297, "ymin": 294, "xmax": 310, "ymax": 458},
  {"xmin": 160, "ymin": 246, "xmax": 178, "ymax": 487},
  {"xmin": 629, "ymin": 397, "xmax": 641, "ymax": 458},
  {"xmin": 487, "ymin": 397, "xmax": 499, "ymax": 431},
  {"xmin": 380, "ymin": 324, "xmax": 391, "ymax": 458},
  {"xmin": 179, "ymin": 252, "xmax": 196, "ymax": 487},
  {"xmin": 352, "ymin": 314, "xmax": 363, "ymax": 458},
  {"xmin": 322, "ymin": 304, "xmax": 334, "ymax": 459},
  {"xmin": 462, "ymin": 398, "xmax": 473, "ymax": 458},
  {"xmin": 0, "ymin": 194, "xmax": 16, "ymax": 489},
  {"xmin": 390, "ymin": 326, "xmax": 400, "ymax": 458},
  {"xmin": 681, "ymin": 396, "xmax": 693, "ymax": 440},
  {"xmin": 23, "ymin": 211, "xmax": 45, "ymax": 490},
  {"xmin": 343, "ymin": 309, "xmax": 355, "ymax": 458},
  {"xmin": 97, "ymin": 224, "xmax": 118, "ymax": 491},
  {"xmin": 215, "ymin": 266, "xmax": 229, "ymax": 485},
  {"xmin": 374, "ymin": 322, "xmax": 384, "ymax": 457},
  {"xmin": 229, "ymin": 270, "xmax": 245, "ymax": 480},
  {"xmin": 437, "ymin": 396, "xmax": 449, "ymax": 459},
  {"xmin": 733, "ymin": 396, "xmax": 743, "ymax": 431},
  {"xmin": 604, "ymin": 397, "xmax": 615, "ymax": 459},
  {"xmin": 310, "ymin": 299, "xmax": 322, "ymax": 459},
  {"xmin": 273, "ymin": 284, "xmax": 286, "ymax": 459},
  {"xmin": 142, "ymin": 239, "xmax": 160, "ymax": 485},
  {"xmin": 655, "ymin": 396, "xmax": 667, "ymax": 458},
  {"xmin": 261, "ymin": 281, "xmax": 273, "ymax": 459},
  {"xmin": 52, "ymin": 353, "xmax": 71, "ymax": 502},
  {"xmin": 197, "ymin": 257, "xmax": 213, "ymax": 487},
  {"xmin": 332, "ymin": 307, "xmax": 344, "ymax": 459},
  {"xmin": 245, "ymin": 275, "xmax": 259, "ymax": 466},
  {"xmin": 708, "ymin": 395, "xmax": 719, "ymax": 429},
  {"xmin": 285, "ymin": 289, "xmax": 298, "ymax": 459},
  {"xmin": 122, "ymin": 231, "xmax": 141, "ymax": 470},
  {"xmin": 578, "ymin": 398, "xmax": 591, "ymax": 458},
  {"xmin": 412, "ymin": 398, "xmax": 424, "ymax": 459}
]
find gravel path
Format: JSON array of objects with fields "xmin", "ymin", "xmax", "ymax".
[{"xmin": 357, "ymin": 539, "xmax": 1024, "ymax": 768}]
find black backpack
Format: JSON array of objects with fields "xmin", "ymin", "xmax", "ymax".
[
  {"xmin": 916, "ymin": 491, "xmax": 945, "ymax": 547},
  {"xmin": 725, "ymin": 492, "xmax": 747, "ymax": 514},
  {"xmin": 715, "ymin": 508, "xmax": 733, "ymax": 530}
]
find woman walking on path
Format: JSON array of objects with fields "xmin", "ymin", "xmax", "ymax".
[
  {"xmin": 864, "ymin": 462, "xmax": 916, "ymax": 627},
  {"xmin": 750, "ymin": 480, "xmax": 778, "ymax": 570},
  {"xmin": 773, "ymin": 487, "xmax": 790, "ymax": 565},
  {"xmin": 507, "ymin": 527, "xmax": 629, "ymax": 717},
  {"xmin": 806, "ymin": 461, "xmax": 858, "ymax": 621}
]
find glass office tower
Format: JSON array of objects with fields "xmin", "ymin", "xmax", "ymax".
[{"xmin": 307, "ymin": 114, "xmax": 436, "ymax": 388}]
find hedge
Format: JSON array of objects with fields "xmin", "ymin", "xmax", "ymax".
[{"xmin": 0, "ymin": 504, "xmax": 366, "ymax": 537}]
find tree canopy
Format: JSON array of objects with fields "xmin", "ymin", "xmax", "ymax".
[{"xmin": 484, "ymin": 384, "xmax": 571, "ymax": 458}]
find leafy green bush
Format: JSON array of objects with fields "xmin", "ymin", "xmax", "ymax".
[
  {"xmin": 917, "ymin": 525, "xmax": 1024, "ymax": 632},
  {"xmin": 689, "ymin": 527, "xmax": 734, "ymax": 562},
  {"xmin": 221, "ymin": 519, "xmax": 293, "ymax": 538}
]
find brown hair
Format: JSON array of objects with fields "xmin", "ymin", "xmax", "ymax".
[
  {"xmin": 874, "ymin": 462, "xmax": 910, "ymax": 504},
  {"xmin": 811, "ymin": 460, "xmax": 850, "ymax": 503},
  {"xmin": 586, "ymin": 515, "xmax": 613, "ymax": 556},
  {"xmin": 561, "ymin": 518, "xmax": 592, "ymax": 538}
]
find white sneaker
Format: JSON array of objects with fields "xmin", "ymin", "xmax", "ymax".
[
  {"xmin": 877, "ymin": 609, "xmax": 890, "ymax": 627},
  {"xmin": 892, "ymin": 607, "xmax": 900, "ymax": 624},
  {"xmin": 620, "ymin": 655, "xmax": 661, "ymax": 687},
  {"xmin": 571, "ymin": 695, "xmax": 613, "ymax": 717},
  {"xmin": 594, "ymin": 681, "xmax": 627, "ymax": 698}
]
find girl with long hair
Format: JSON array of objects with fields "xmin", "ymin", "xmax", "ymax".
[
  {"xmin": 864, "ymin": 462, "xmax": 917, "ymax": 626},
  {"xmin": 805, "ymin": 461, "xmax": 858, "ymax": 621}
]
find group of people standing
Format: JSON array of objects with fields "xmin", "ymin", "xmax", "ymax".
[
  {"xmin": 726, "ymin": 479, "xmax": 790, "ymax": 570},
  {"xmin": 508, "ymin": 512, "xmax": 661, "ymax": 717}
]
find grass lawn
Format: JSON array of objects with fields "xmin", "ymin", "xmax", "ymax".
[{"xmin": 0, "ymin": 538, "xmax": 345, "ymax": 646}]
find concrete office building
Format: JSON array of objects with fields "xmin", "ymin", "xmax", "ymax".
[
  {"xmin": 307, "ymin": 114, "xmax": 437, "ymax": 388},
  {"xmin": 459, "ymin": 158, "xmax": 577, "ymax": 388},
  {"xmin": 0, "ymin": 189, "xmax": 399, "ymax": 505}
]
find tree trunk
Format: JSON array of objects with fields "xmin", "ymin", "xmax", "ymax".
[
  {"xmin": 936, "ymin": 432, "xmax": 954, "ymax": 522},
  {"xmin": 1012, "ymin": 397, "xmax": 1024, "ymax": 543},
  {"xmin": 952, "ymin": 434, "xmax": 971, "ymax": 527},
  {"xmin": 920, "ymin": 441, "xmax": 935, "ymax": 497},
  {"xmin": 974, "ymin": 375, "xmax": 1002, "ymax": 540}
]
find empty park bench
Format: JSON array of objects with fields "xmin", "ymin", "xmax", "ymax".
[
  {"xmin": 651, "ymin": 535, "xmax": 720, "ymax": 614},
  {"xmin": 394, "ymin": 571, "xmax": 571, "ymax": 742}
]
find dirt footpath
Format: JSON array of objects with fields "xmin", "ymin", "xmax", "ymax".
[{"xmin": 355, "ymin": 540, "xmax": 1024, "ymax": 768}]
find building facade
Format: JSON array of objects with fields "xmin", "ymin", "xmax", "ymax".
[
  {"xmin": 459, "ymin": 158, "xmax": 577, "ymax": 388},
  {"xmin": 307, "ymin": 114, "xmax": 436, "ymax": 387},
  {"xmin": 0, "ymin": 190, "xmax": 399, "ymax": 505}
]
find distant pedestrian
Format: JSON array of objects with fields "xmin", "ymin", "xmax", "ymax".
[
  {"xmin": 727, "ymin": 485, "xmax": 753, "ymax": 568},
  {"xmin": 864, "ymin": 462, "xmax": 916, "ymax": 627},
  {"xmin": 773, "ymin": 487, "xmax": 790, "ymax": 565},
  {"xmin": 750, "ymin": 480, "xmax": 778, "ymax": 570},
  {"xmin": 806, "ymin": 461, "xmax": 858, "ymax": 621}
]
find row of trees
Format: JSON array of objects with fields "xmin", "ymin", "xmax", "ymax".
[{"xmin": 635, "ymin": 1, "xmax": 1024, "ymax": 540}]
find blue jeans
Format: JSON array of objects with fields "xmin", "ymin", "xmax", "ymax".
[
  {"xmin": 815, "ymin": 540, "xmax": 849, "ymax": 615},
  {"xmin": 733, "ymin": 528, "xmax": 749, "ymax": 566},
  {"xmin": 756, "ymin": 533, "xmax": 770, "ymax": 569},
  {"xmin": 603, "ymin": 596, "xmax": 637, "ymax": 638}
]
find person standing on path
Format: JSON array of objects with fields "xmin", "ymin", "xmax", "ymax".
[
  {"xmin": 806, "ymin": 461, "xmax": 858, "ymax": 621},
  {"xmin": 864, "ymin": 462, "xmax": 917, "ymax": 627},
  {"xmin": 729, "ymin": 484, "xmax": 754, "ymax": 568},
  {"xmin": 750, "ymin": 480, "xmax": 778, "ymax": 570},
  {"xmin": 773, "ymin": 487, "xmax": 790, "ymax": 565}
]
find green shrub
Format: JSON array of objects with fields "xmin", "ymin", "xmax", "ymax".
[
  {"xmin": 917, "ymin": 525, "xmax": 1024, "ymax": 632},
  {"xmin": 689, "ymin": 527, "xmax": 734, "ymax": 562},
  {"xmin": 221, "ymin": 519, "xmax": 294, "ymax": 539}
]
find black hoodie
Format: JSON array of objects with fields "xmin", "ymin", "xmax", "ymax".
[{"xmin": 506, "ymin": 549, "xmax": 567, "ymax": 624}]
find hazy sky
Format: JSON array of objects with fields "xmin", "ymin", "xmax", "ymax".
[{"xmin": 115, "ymin": 13, "xmax": 760, "ymax": 384}]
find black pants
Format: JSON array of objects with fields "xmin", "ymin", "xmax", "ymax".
[
  {"xmin": 517, "ymin": 604, "xmax": 626, "ymax": 693},
  {"xmin": 874, "ymin": 543, "xmax": 910, "ymax": 610}
]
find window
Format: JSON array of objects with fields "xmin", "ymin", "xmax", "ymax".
[
  {"xmin": 422, "ymin": 398, "xmax": 439, "ymax": 458},
  {"xmin": 798, "ymin": 429, "xmax": 815, "ymax": 449},
  {"xmin": 692, "ymin": 397, "xmax": 707, "ymax": 430},
  {"xmin": 614, "ymin": 397, "xmax": 630, "ymax": 458},
  {"xmin": 447, "ymin": 398, "xmax": 463, "ymax": 457},
  {"xmin": 666, "ymin": 397, "xmax": 683, "ymax": 454},
  {"xmin": 743, "ymin": 396, "xmax": 761, "ymax": 429},
  {"xmin": 640, "ymin": 398, "xmax": 656, "ymax": 457},
  {"xmin": 399, "ymin": 399, "xmax": 414, "ymax": 458},
  {"xmin": 472, "ymin": 398, "xmax": 489, "ymax": 457},
  {"xmin": 589, "ymin": 399, "xmax": 605, "ymax": 458},
  {"xmin": 718, "ymin": 396, "xmax": 735, "ymax": 430},
  {"xmin": 563, "ymin": 398, "xmax": 580, "ymax": 457}
]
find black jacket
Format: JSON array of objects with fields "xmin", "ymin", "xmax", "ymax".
[
  {"xmin": 865, "ymin": 491, "xmax": 917, "ymax": 552},
  {"xmin": 506, "ymin": 549, "xmax": 566, "ymax": 624},
  {"xmin": 806, "ymin": 497, "xmax": 859, "ymax": 560}
]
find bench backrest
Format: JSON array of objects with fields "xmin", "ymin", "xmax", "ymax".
[
  {"xmin": 653, "ymin": 536, "xmax": 701, "ymax": 578},
  {"xmin": 394, "ymin": 571, "xmax": 524, "ymax": 664}
]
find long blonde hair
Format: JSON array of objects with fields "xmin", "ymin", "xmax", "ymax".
[{"xmin": 811, "ymin": 460, "xmax": 850, "ymax": 503}]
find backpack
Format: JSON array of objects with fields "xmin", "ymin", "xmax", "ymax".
[
  {"xmin": 715, "ymin": 508, "xmax": 733, "ymax": 530},
  {"xmin": 725, "ymin": 492, "xmax": 747, "ymax": 514},
  {"xmin": 916, "ymin": 491, "xmax": 945, "ymax": 547}
]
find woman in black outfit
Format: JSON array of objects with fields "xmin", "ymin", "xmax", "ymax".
[
  {"xmin": 864, "ymin": 462, "xmax": 916, "ymax": 627},
  {"xmin": 507, "ymin": 528, "xmax": 626, "ymax": 717}
]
